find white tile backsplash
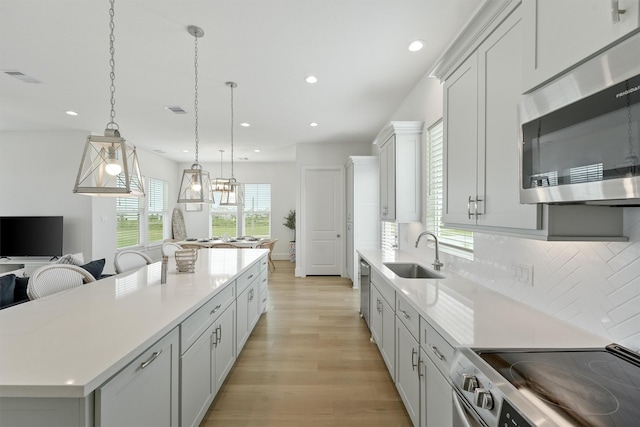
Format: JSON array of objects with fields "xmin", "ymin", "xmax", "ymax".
[{"xmin": 401, "ymin": 208, "xmax": 640, "ymax": 350}]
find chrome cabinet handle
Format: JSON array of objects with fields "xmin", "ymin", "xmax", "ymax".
[
  {"xmin": 140, "ymin": 350, "xmax": 162, "ymax": 369},
  {"xmin": 212, "ymin": 329, "xmax": 218, "ymax": 348},
  {"xmin": 475, "ymin": 195, "xmax": 482, "ymax": 217},
  {"xmin": 467, "ymin": 196, "xmax": 473, "ymax": 219},
  {"xmin": 210, "ymin": 304, "xmax": 221, "ymax": 315},
  {"xmin": 468, "ymin": 195, "xmax": 483, "ymax": 219},
  {"xmin": 247, "ymin": 274, "xmax": 254, "ymax": 280},
  {"xmin": 429, "ymin": 344, "xmax": 445, "ymax": 361},
  {"xmin": 418, "ymin": 358, "xmax": 424, "ymax": 378},
  {"xmin": 411, "ymin": 348, "xmax": 418, "ymax": 370},
  {"xmin": 401, "ymin": 309, "xmax": 410, "ymax": 320},
  {"xmin": 217, "ymin": 325, "xmax": 222, "ymax": 344}
]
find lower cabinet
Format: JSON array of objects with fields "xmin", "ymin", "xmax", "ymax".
[
  {"xmin": 396, "ymin": 318, "xmax": 420, "ymax": 427},
  {"xmin": 370, "ymin": 283, "xmax": 395, "ymax": 379},
  {"xmin": 424, "ymin": 353, "xmax": 452, "ymax": 427},
  {"xmin": 236, "ymin": 280, "xmax": 259, "ymax": 355},
  {"xmin": 180, "ymin": 303, "xmax": 236, "ymax": 427},
  {"xmin": 96, "ymin": 328, "xmax": 179, "ymax": 427}
]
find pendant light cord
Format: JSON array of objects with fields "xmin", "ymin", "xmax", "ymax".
[
  {"xmin": 193, "ymin": 33, "xmax": 200, "ymax": 164},
  {"xmin": 230, "ymin": 83, "xmax": 235, "ymax": 178},
  {"xmin": 107, "ymin": 0, "xmax": 118, "ymax": 130}
]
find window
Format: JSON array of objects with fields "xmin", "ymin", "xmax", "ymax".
[
  {"xmin": 243, "ymin": 184, "xmax": 271, "ymax": 238},
  {"xmin": 426, "ymin": 120, "xmax": 473, "ymax": 253},
  {"xmin": 116, "ymin": 177, "xmax": 168, "ymax": 249},
  {"xmin": 211, "ymin": 183, "xmax": 271, "ymax": 237},
  {"xmin": 147, "ymin": 178, "xmax": 168, "ymax": 244},
  {"xmin": 380, "ymin": 221, "xmax": 397, "ymax": 253}
]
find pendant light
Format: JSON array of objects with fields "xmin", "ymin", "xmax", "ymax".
[
  {"xmin": 213, "ymin": 149, "xmax": 231, "ymax": 192},
  {"xmin": 177, "ymin": 25, "xmax": 214, "ymax": 204},
  {"xmin": 73, "ymin": 0, "xmax": 144, "ymax": 197},
  {"xmin": 219, "ymin": 81, "xmax": 244, "ymax": 206}
]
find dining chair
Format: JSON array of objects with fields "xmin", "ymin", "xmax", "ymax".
[
  {"xmin": 210, "ymin": 243, "xmax": 240, "ymax": 248},
  {"xmin": 162, "ymin": 242, "xmax": 183, "ymax": 257},
  {"xmin": 257, "ymin": 238, "xmax": 278, "ymax": 272},
  {"xmin": 114, "ymin": 250, "xmax": 153, "ymax": 274},
  {"xmin": 27, "ymin": 264, "xmax": 96, "ymax": 300}
]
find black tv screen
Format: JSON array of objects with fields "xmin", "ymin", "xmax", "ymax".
[{"xmin": 0, "ymin": 216, "xmax": 63, "ymax": 258}]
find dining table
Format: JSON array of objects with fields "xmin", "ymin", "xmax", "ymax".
[{"xmin": 175, "ymin": 238, "xmax": 262, "ymax": 249}]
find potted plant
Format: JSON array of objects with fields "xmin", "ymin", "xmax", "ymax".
[{"xmin": 283, "ymin": 210, "xmax": 296, "ymax": 263}]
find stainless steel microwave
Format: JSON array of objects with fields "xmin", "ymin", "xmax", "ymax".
[{"xmin": 518, "ymin": 34, "xmax": 640, "ymax": 206}]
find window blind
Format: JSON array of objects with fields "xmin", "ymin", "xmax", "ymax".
[
  {"xmin": 147, "ymin": 178, "xmax": 168, "ymax": 244},
  {"xmin": 243, "ymin": 184, "xmax": 271, "ymax": 238},
  {"xmin": 426, "ymin": 120, "xmax": 473, "ymax": 252},
  {"xmin": 380, "ymin": 221, "xmax": 397, "ymax": 253},
  {"xmin": 116, "ymin": 194, "xmax": 141, "ymax": 248}
]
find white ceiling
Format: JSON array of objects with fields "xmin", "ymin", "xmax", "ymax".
[{"xmin": 0, "ymin": 0, "xmax": 481, "ymax": 163}]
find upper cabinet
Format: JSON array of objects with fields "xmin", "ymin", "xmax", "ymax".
[
  {"xmin": 375, "ymin": 121, "xmax": 423, "ymax": 223},
  {"xmin": 442, "ymin": 3, "xmax": 626, "ymax": 240},
  {"xmin": 522, "ymin": 0, "xmax": 640, "ymax": 92},
  {"xmin": 444, "ymin": 10, "xmax": 541, "ymax": 231}
]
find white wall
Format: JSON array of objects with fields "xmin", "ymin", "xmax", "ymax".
[
  {"xmin": 180, "ymin": 160, "xmax": 297, "ymax": 260},
  {"xmin": 0, "ymin": 130, "xmax": 180, "ymax": 274},
  {"xmin": 388, "ymin": 73, "xmax": 640, "ymax": 350}
]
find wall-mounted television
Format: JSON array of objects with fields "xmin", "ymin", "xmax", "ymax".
[{"xmin": 0, "ymin": 216, "xmax": 63, "ymax": 258}]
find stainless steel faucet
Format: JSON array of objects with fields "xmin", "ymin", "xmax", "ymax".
[{"xmin": 415, "ymin": 231, "xmax": 444, "ymax": 271}]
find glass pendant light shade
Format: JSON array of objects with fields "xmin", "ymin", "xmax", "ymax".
[
  {"xmin": 73, "ymin": 128, "xmax": 144, "ymax": 197},
  {"xmin": 213, "ymin": 149, "xmax": 231, "ymax": 193},
  {"xmin": 178, "ymin": 162, "xmax": 214, "ymax": 203}
]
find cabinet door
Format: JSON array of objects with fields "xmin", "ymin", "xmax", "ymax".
[
  {"xmin": 443, "ymin": 52, "xmax": 479, "ymax": 226},
  {"xmin": 478, "ymin": 8, "xmax": 540, "ymax": 230},
  {"xmin": 522, "ymin": 0, "xmax": 640, "ymax": 91},
  {"xmin": 180, "ymin": 326, "xmax": 214, "ymax": 427},
  {"xmin": 380, "ymin": 295, "xmax": 395, "ymax": 380},
  {"xmin": 369, "ymin": 285, "xmax": 383, "ymax": 350},
  {"xmin": 379, "ymin": 138, "xmax": 396, "ymax": 221},
  {"xmin": 424, "ymin": 354, "xmax": 453, "ymax": 427},
  {"xmin": 237, "ymin": 283, "xmax": 258, "ymax": 354},
  {"xmin": 396, "ymin": 320, "xmax": 419, "ymax": 427},
  {"xmin": 96, "ymin": 328, "xmax": 179, "ymax": 427},
  {"xmin": 213, "ymin": 303, "xmax": 236, "ymax": 394}
]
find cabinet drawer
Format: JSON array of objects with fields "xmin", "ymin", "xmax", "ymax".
[
  {"xmin": 420, "ymin": 318, "xmax": 454, "ymax": 377},
  {"xmin": 371, "ymin": 269, "xmax": 395, "ymax": 308},
  {"xmin": 396, "ymin": 295, "xmax": 419, "ymax": 341},
  {"xmin": 181, "ymin": 284, "xmax": 235, "ymax": 354},
  {"xmin": 259, "ymin": 255, "xmax": 268, "ymax": 272},
  {"xmin": 258, "ymin": 269, "xmax": 268, "ymax": 293},
  {"xmin": 236, "ymin": 262, "xmax": 259, "ymax": 294}
]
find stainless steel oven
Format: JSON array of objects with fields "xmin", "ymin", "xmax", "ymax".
[{"xmin": 451, "ymin": 344, "xmax": 640, "ymax": 427}]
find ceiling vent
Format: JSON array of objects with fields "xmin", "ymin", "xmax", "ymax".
[
  {"xmin": 3, "ymin": 70, "xmax": 41, "ymax": 84},
  {"xmin": 164, "ymin": 106, "xmax": 187, "ymax": 114}
]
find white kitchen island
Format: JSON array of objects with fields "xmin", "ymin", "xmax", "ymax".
[{"xmin": 0, "ymin": 248, "xmax": 268, "ymax": 427}]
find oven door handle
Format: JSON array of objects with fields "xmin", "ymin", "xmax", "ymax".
[{"xmin": 452, "ymin": 389, "xmax": 487, "ymax": 427}]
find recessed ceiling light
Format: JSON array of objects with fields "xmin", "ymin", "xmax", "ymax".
[
  {"xmin": 164, "ymin": 106, "xmax": 187, "ymax": 114},
  {"xmin": 310, "ymin": 122, "xmax": 318, "ymax": 127},
  {"xmin": 408, "ymin": 40, "xmax": 424, "ymax": 52},
  {"xmin": 253, "ymin": 149, "xmax": 261, "ymax": 153},
  {"xmin": 240, "ymin": 122, "xmax": 251, "ymax": 127},
  {"xmin": 239, "ymin": 157, "xmax": 249, "ymax": 161},
  {"xmin": 65, "ymin": 110, "xmax": 78, "ymax": 116},
  {"xmin": 305, "ymin": 75, "xmax": 318, "ymax": 84},
  {"xmin": 182, "ymin": 149, "xmax": 189, "ymax": 153}
]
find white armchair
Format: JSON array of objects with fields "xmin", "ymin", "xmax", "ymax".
[
  {"xmin": 114, "ymin": 250, "xmax": 153, "ymax": 274},
  {"xmin": 27, "ymin": 264, "xmax": 96, "ymax": 300}
]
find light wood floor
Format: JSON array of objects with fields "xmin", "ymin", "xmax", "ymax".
[{"xmin": 200, "ymin": 260, "xmax": 412, "ymax": 426}]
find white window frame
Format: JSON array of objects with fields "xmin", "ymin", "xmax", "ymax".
[
  {"xmin": 211, "ymin": 183, "xmax": 271, "ymax": 238},
  {"xmin": 426, "ymin": 119, "xmax": 473, "ymax": 258},
  {"xmin": 116, "ymin": 177, "xmax": 168, "ymax": 250}
]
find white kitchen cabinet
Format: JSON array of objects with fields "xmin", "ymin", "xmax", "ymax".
[
  {"xmin": 345, "ymin": 156, "xmax": 379, "ymax": 286},
  {"xmin": 443, "ymin": 7, "xmax": 625, "ymax": 240},
  {"xmin": 376, "ymin": 122, "xmax": 423, "ymax": 223},
  {"xmin": 444, "ymin": 9, "xmax": 539, "ymax": 231},
  {"xmin": 370, "ymin": 281, "xmax": 395, "ymax": 380},
  {"xmin": 236, "ymin": 281, "xmax": 259, "ymax": 355},
  {"xmin": 522, "ymin": 0, "xmax": 640, "ymax": 92},
  {"xmin": 424, "ymin": 353, "xmax": 452, "ymax": 427},
  {"xmin": 396, "ymin": 318, "xmax": 420, "ymax": 426},
  {"xmin": 96, "ymin": 328, "xmax": 179, "ymax": 427},
  {"xmin": 180, "ymin": 303, "xmax": 236, "ymax": 427}
]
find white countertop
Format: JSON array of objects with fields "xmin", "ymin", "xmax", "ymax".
[
  {"xmin": 358, "ymin": 249, "xmax": 609, "ymax": 350},
  {"xmin": 0, "ymin": 249, "xmax": 267, "ymax": 399}
]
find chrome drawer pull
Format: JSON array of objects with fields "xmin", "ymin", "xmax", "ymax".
[
  {"xmin": 210, "ymin": 304, "xmax": 221, "ymax": 315},
  {"xmin": 140, "ymin": 350, "xmax": 162, "ymax": 369},
  {"xmin": 401, "ymin": 309, "xmax": 410, "ymax": 319},
  {"xmin": 217, "ymin": 325, "xmax": 222, "ymax": 344},
  {"xmin": 247, "ymin": 274, "xmax": 254, "ymax": 280},
  {"xmin": 429, "ymin": 344, "xmax": 445, "ymax": 361},
  {"xmin": 411, "ymin": 348, "xmax": 418, "ymax": 370},
  {"xmin": 212, "ymin": 330, "xmax": 217, "ymax": 348}
]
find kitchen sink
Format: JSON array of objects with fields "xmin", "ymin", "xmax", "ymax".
[{"xmin": 383, "ymin": 262, "xmax": 444, "ymax": 279}]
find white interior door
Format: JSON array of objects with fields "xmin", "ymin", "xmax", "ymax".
[{"xmin": 303, "ymin": 167, "xmax": 343, "ymax": 276}]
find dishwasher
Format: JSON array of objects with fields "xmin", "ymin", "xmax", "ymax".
[{"xmin": 359, "ymin": 259, "xmax": 371, "ymax": 327}]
